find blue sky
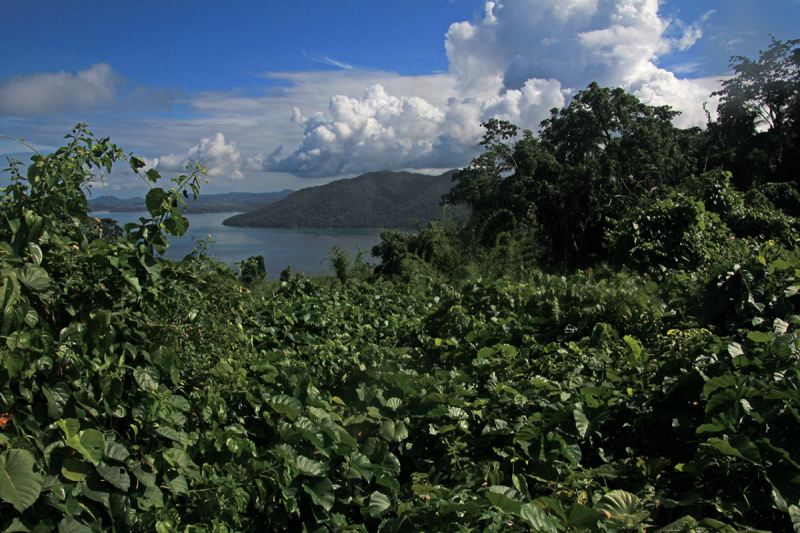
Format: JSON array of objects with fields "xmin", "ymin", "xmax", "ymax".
[{"xmin": 1, "ymin": 0, "xmax": 798, "ymax": 197}]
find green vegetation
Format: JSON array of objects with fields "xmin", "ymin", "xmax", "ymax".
[
  {"xmin": 222, "ymin": 170, "xmax": 462, "ymax": 229},
  {"xmin": 2, "ymin": 39, "xmax": 800, "ymax": 532}
]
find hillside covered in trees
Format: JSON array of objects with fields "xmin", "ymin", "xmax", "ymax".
[
  {"xmin": 1, "ymin": 37, "xmax": 800, "ymax": 533},
  {"xmin": 222, "ymin": 170, "xmax": 460, "ymax": 229}
]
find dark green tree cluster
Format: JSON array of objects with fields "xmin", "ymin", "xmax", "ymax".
[
  {"xmin": 708, "ymin": 37, "xmax": 800, "ymax": 189},
  {"xmin": 374, "ymin": 38, "xmax": 800, "ymax": 278}
]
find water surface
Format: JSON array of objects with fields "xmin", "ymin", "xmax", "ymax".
[{"xmin": 96, "ymin": 212, "xmax": 386, "ymax": 279}]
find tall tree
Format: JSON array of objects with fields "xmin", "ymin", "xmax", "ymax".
[
  {"xmin": 709, "ymin": 36, "xmax": 800, "ymax": 188},
  {"xmin": 444, "ymin": 83, "xmax": 702, "ymax": 269}
]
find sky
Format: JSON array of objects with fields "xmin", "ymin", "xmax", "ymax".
[{"xmin": 1, "ymin": 0, "xmax": 798, "ymax": 197}]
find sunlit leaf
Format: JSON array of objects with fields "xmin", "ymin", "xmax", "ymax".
[
  {"xmin": 596, "ymin": 490, "xmax": 641, "ymax": 518},
  {"xmin": 133, "ymin": 366, "xmax": 160, "ymax": 391},
  {"xmin": 18, "ymin": 265, "xmax": 52, "ymax": 292},
  {"xmin": 0, "ymin": 449, "xmax": 43, "ymax": 512},
  {"xmin": 58, "ymin": 418, "xmax": 80, "ymax": 440},
  {"xmin": 296, "ymin": 456, "xmax": 325, "ymax": 477},
  {"xmin": 96, "ymin": 461, "xmax": 130, "ymax": 491},
  {"xmin": 61, "ymin": 458, "xmax": 92, "ymax": 482},
  {"xmin": 267, "ymin": 395, "xmax": 303, "ymax": 421},
  {"xmin": 369, "ymin": 491, "xmax": 392, "ymax": 518},
  {"xmin": 66, "ymin": 429, "xmax": 105, "ymax": 465},
  {"xmin": 518, "ymin": 503, "xmax": 558, "ymax": 533},
  {"xmin": 166, "ymin": 473, "xmax": 188, "ymax": 494},
  {"xmin": 380, "ymin": 420, "xmax": 408, "ymax": 442},
  {"xmin": 57, "ymin": 518, "xmax": 93, "ymax": 533}
]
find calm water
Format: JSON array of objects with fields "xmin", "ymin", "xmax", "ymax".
[{"xmin": 95, "ymin": 212, "xmax": 387, "ymax": 280}]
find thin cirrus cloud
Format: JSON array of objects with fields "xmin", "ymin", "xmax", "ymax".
[
  {"xmin": 255, "ymin": 0, "xmax": 722, "ymax": 179},
  {"xmin": 302, "ymin": 51, "xmax": 357, "ymax": 70}
]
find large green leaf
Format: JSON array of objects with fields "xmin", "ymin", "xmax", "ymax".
[
  {"xmin": 596, "ymin": 490, "xmax": 640, "ymax": 517},
  {"xmin": 0, "ymin": 449, "xmax": 43, "ymax": 512},
  {"xmin": 654, "ymin": 515, "xmax": 698, "ymax": 533},
  {"xmin": 61, "ymin": 458, "xmax": 93, "ymax": 482},
  {"xmin": 518, "ymin": 503, "xmax": 558, "ymax": 533},
  {"xmin": 96, "ymin": 461, "xmax": 130, "ymax": 491},
  {"xmin": 66, "ymin": 429, "xmax": 105, "ymax": 465},
  {"xmin": 302, "ymin": 477, "xmax": 334, "ymax": 511},
  {"xmin": 145, "ymin": 188, "xmax": 167, "ymax": 216},
  {"xmin": 708, "ymin": 436, "xmax": 761, "ymax": 463},
  {"xmin": 57, "ymin": 518, "xmax": 93, "ymax": 533},
  {"xmin": 486, "ymin": 490, "xmax": 523, "ymax": 514},
  {"xmin": 296, "ymin": 456, "xmax": 325, "ymax": 477},
  {"xmin": 380, "ymin": 420, "xmax": 408, "ymax": 443},
  {"xmin": 43, "ymin": 383, "xmax": 71, "ymax": 419},
  {"xmin": 347, "ymin": 452, "xmax": 373, "ymax": 482},
  {"xmin": 747, "ymin": 331, "xmax": 773, "ymax": 343},
  {"xmin": 104, "ymin": 440, "xmax": 130, "ymax": 462},
  {"xmin": 789, "ymin": 505, "xmax": 800, "ymax": 533},
  {"xmin": 163, "ymin": 210, "xmax": 188, "ymax": 238},
  {"xmin": 18, "ymin": 265, "xmax": 52, "ymax": 292},
  {"xmin": 369, "ymin": 491, "xmax": 392, "ymax": 518},
  {"xmin": 574, "ymin": 405, "xmax": 590, "ymax": 439},
  {"xmin": 166, "ymin": 473, "xmax": 188, "ymax": 494},
  {"xmin": 267, "ymin": 395, "xmax": 303, "ymax": 421},
  {"xmin": 133, "ymin": 366, "xmax": 160, "ymax": 391}
]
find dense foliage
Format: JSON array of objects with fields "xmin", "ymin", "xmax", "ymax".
[{"xmin": 2, "ymin": 40, "xmax": 800, "ymax": 532}]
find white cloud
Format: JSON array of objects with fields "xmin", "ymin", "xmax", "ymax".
[
  {"xmin": 2, "ymin": 0, "xmax": 727, "ymax": 190},
  {"xmin": 253, "ymin": 84, "xmax": 458, "ymax": 178},
  {"xmin": 0, "ymin": 63, "xmax": 181, "ymax": 117},
  {"xmin": 264, "ymin": 0, "xmax": 720, "ymax": 178},
  {"xmin": 155, "ymin": 133, "xmax": 243, "ymax": 180},
  {"xmin": 0, "ymin": 64, "xmax": 121, "ymax": 116}
]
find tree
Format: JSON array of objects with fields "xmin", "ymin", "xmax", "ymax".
[
  {"xmin": 709, "ymin": 36, "xmax": 800, "ymax": 187},
  {"xmin": 444, "ymin": 83, "xmax": 702, "ymax": 269}
]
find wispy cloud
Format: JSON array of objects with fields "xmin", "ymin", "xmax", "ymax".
[
  {"xmin": 302, "ymin": 51, "xmax": 356, "ymax": 70},
  {"xmin": 0, "ymin": 63, "xmax": 182, "ymax": 117}
]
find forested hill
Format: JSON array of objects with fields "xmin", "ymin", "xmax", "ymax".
[
  {"xmin": 88, "ymin": 190, "xmax": 293, "ymax": 214},
  {"xmin": 222, "ymin": 170, "xmax": 459, "ymax": 228}
]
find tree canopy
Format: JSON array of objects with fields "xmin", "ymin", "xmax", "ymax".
[
  {"xmin": 708, "ymin": 37, "xmax": 800, "ymax": 187},
  {"xmin": 443, "ymin": 82, "xmax": 704, "ymax": 269}
]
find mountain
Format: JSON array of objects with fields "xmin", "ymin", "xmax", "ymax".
[
  {"xmin": 88, "ymin": 190, "xmax": 294, "ymax": 214},
  {"xmin": 222, "ymin": 170, "xmax": 461, "ymax": 228}
]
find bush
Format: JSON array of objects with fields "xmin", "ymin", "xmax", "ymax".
[{"xmin": 605, "ymin": 193, "xmax": 728, "ymax": 276}]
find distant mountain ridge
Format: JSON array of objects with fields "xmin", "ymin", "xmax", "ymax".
[
  {"xmin": 222, "ymin": 170, "xmax": 460, "ymax": 229},
  {"xmin": 88, "ymin": 190, "xmax": 293, "ymax": 214}
]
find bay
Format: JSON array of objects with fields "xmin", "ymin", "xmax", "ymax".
[{"xmin": 95, "ymin": 212, "xmax": 385, "ymax": 280}]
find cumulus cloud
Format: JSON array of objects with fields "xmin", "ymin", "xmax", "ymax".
[
  {"xmin": 0, "ymin": 63, "xmax": 122, "ymax": 116},
  {"xmin": 155, "ymin": 133, "xmax": 244, "ymax": 180},
  {"xmin": 265, "ymin": 0, "xmax": 721, "ymax": 178},
  {"xmin": 251, "ymin": 85, "xmax": 465, "ymax": 178}
]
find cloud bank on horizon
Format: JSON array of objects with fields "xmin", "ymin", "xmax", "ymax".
[
  {"xmin": 0, "ymin": 0, "xmax": 765, "ymax": 190},
  {"xmin": 251, "ymin": 0, "xmax": 718, "ymax": 178}
]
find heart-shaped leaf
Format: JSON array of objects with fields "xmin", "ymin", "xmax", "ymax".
[
  {"xmin": 0, "ymin": 449, "xmax": 43, "ymax": 512},
  {"xmin": 369, "ymin": 491, "xmax": 392, "ymax": 518},
  {"xmin": 302, "ymin": 477, "xmax": 334, "ymax": 511},
  {"xmin": 66, "ymin": 429, "xmax": 105, "ymax": 465}
]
